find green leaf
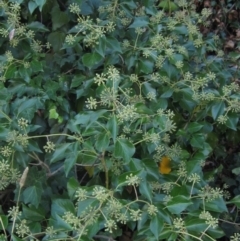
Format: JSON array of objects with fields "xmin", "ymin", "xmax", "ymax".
[
  {"xmin": 187, "ymin": 122, "xmax": 203, "ymax": 133},
  {"xmin": 27, "ymin": 21, "xmax": 49, "ymax": 32},
  {"xmin": 227, "ymin": 195, "xmax": 240, "ymax": 208},
  {"xmin": 161, "ymin": 89, "xmax": 173, "ymax": 98},
  {"xmin": 159, "ymin": 0, "xmax": 178, "ymax": 11},
  {"xmin": 28, "ymin": 1, "xmax": 38, "ymax": 14},
  {"xmin": 82, "ymin": 53, "xmax": 102, "ymax": 67},
  {"xmin": 211, "ymin": 101, "xmax": 225, "ymax": 120},
  {"xmin": 64, "ymin": 156, "xmax": 77, "ymax": 176},
  {"xmin": 114, "ymin": 139, "xmax": 135, "ymax": 162},
  {"xmin": 158, "ymin": 227, "xmax": 172, "ymax": 239},
  {"xmin": 95, "ymin": 37, "xmax": 106, "ymax": 57},
  {"xmin": 232, "ymin": 167, "xmax": 240, "ymax": 175},
  {"xmin": 51, "ymin": 143, "xmax": 71, "ymax": 164},
  {"xmin": 34, "ymin": 0, "xmax": 46, "ymax": 11},
  {"xmin": 22, "ymin": 204, "xmax": 45, "ymax": 221},
  {"xmin": 51, "ymin": 6, "xmax": 69, "ymax": 30},
  {"xmin": 166, "ymin": 195, "xmax": 193, "ymax": 214},
  {"xmin": 137, "ymin": 59, "xmax": 154, "ymax": 74},
  {"xmin": 51, "ymin": 199, "xmax": 75, "ymax": 219},
  {"xmin": 143, "ymin": 159, "xmax": 159, "ymax": 180},
  {"xmin": 129, "ymin": 17, "xmax": 149, "ymax": 28},
  {"xmin": 22, "ymin": 184, "xmax": 42, "ymax": 208},
  {"xmin": 31, "ymin": 60, "xmax": 43, "ymax": 72},
  {"xmin": 105, "ymin": 37, "xmax": 122, "ymax": 53},
  {"xmin": 95, "ymin": 132, "xmax": 110, "ymax": 151},
  {"xmin": 190, "ymin": 133, "xmax": 205, "ymax": 149},
  {"xmin": 226, "ymin": 114, "xmax": 239, "ymax": 130},
  {"xmin": 185, "ymin": 217, "xmax": 208, "ymax": 232},
  {"xmin": 204, "ymin": 198, "xmax": 228, "ymax": 213},
  {"xmin": 77, "ymin": 199, "xmax": 99, "ymax": 216},
  {"xmin": 0, "ymin": 215, "xmax": 8, "ymax": 230},
  {"xmin": 139, "ymin": 181, "xmax": 152, "ymax": 201},
  {"xmin": 67, "ymin": 177, "xmax": 79, "ymax": 199},
  {"xmin": 49, "ymin": 108, "xmax": 59, "ymax": 119},
  {"xmin": 47, "ymin": 31, "xmax": 66, "ymax": 52},
  {"xmin": 150, "ymin": 215, "xmax": 164, "ymax": 239},
  {"xmin": 207, "ymin": 227, "xmax": 225, "ymax": 239},
  {"xmin": 12, "ymin": 235, "xmax": 24, "ymax": 241},
  {"xmin": 107, "ymin": 115, "xmax": 118, "ymax": 143}
]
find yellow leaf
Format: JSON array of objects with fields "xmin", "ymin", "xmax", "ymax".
[
  {"xmin": 159, "ymin": 156, "xmax": 171, "ymax": 174},
  {"xmin": 84, "ymin": 166, "xmax": 94, "ymax": 177}
]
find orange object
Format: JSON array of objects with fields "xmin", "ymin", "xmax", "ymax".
[{"xmin": 159, "ymin": 156, "xmax": 171, "ymax": 174}]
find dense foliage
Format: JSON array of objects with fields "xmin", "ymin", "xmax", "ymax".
[{"xmin": 1, "ymin": 0, "xmax": 240, "ymax": 240}]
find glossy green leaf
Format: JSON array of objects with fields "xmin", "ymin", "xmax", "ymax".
[
  {"xmin": 204, "ymin": 198, "xmax": 228, "ymax": 213},
  {"xmin": 150, "ymin": 215, "xmax": 163, "ymax": 239},
  {"xmin": 28, "ymin": 1, "xmax": 38, "ymax": 14},
  {"xmin": 51, "ymin": 6, "xmax": 69, "ymax": 30},
  {"xmin": 139, "ymin": 181, "xmax": 152, "ymax": 201},
  {"xmin": 107, "ymin": 115, "xmax": 118, "ymax": 143},
  {"xmin": 34, "ymin": 0, "xmax": 46, "ymax": 11},
  {"xmin": 0, "ymin": 215, "xmax": 8, "ymax": 230},
  {"xmin": 161, "ymin": 89, "xmax": 173, "ymax": 98},
  {"xmin": 129, "ymin": 16, "xmax": 149, "ymax": 28},
  {"xmin": 166, "ymin": 195, "xmax": 193, "ymax": 214},
  {"xmin": 95, "ymin": 132, "xmax": 110, "ymax": 151},
  {"xmin": 187, "ymin": 122, "xmax": 203, "ymax": 133},
  {"xmin": 51, "ymin": 199, "xmax": 75, "ymax": 219},
  {"xmin": 114, "ymin": 139, "xmax": 135, "ymax": 162},
  {"xmin": 51, "ymin": 143, "xmax": 71, "ymax": 164},
  {"xmin": 226, "ymin": 114, "xmax": 239, "ymax": 130},
  {"xmin": 27, "ymin": 21, "xmax": 49, "ymax": 32},
  {"xmin": 22, "ymin": 205, "xmax": 45, "ymax": 221},
  {"xmin": 211, "ymin": 101, "xmax": 225, "ymax": 120},
  {"xmin": 47, "ymin": 31, "xmax": 66, "ymax": 52},
  {"xmin": 82, "ymin": 53, "xmax": 102, "ymax": 67},
  {"xmin": 227, "ymin": 195, "xmax": 240, "ymax": 208},
  {"xmin": 67, "ymin": 177, "xmax": 79, "ymax": 199},
  {"xmin": 190, "ymin": 133, "xmax": 205, "ymax": 149},
  {"xmin": 185, "ymin": 217, "xmax": 208, "ymax": 232},
  {"xmin": 22, "ymin": 184, "xmax": 42, "ymax": 208},
  {"xmin": 159, "ymin": 0, "xmax": 178, "ymax": 11}
]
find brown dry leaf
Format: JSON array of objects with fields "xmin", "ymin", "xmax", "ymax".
[
  {"xmin": 225, "ymin": 40, "xmax": 235, "ymax": 49},
  {"xmin": 204, "ymin": 0, "xmax": 210, "ymax": 7},
  {"xmin": 236, "ymin": 29, "xmax": 240, "ymax": 40}
]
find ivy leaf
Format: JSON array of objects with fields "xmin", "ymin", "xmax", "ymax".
[
  {"xmin": 51, "ymin": 143, "xmax": 71, "ymax": 164},
  {"xmin": 227, "ymin": 195, "xmax": 240, "ymax": 208},
  {"xmin": 34, "ymin": 0, "xmax": 46, "ymax": 11},
  {"xmin": 150, "ymin": 215, "xmax": 164, "ymax": 239},
  {"xmin": 22, "ymin": 184, "xmax": 42, "ymax": 208},
  {"xmin": 114, "ymin": 139, "xmax": 135, "ymax": 163},
  {"xmin": 129, "ymin": 16, "xmax": 149, "ymax": 28},
  {"xmin": 107, "ymin": 115, "xmax": 118, "ymax": 143},
  {"xmin": 47, "ymin": 31, "xmax": 66, "ymax": 52},
  {"xmin": 139, "ymin": 181, "xmax": 152, "ymax": 201},
  {"xmin": 82, "ymin": 53, "xmax": 102, "ymax": 67},
  {"xmin": 22, "ymin": 204, "xmax": 45, "ymax": 221},
  {"xmin": 211, "ymin": 101, "xmax": 225, "ymax": 120},
  {"xmin": 51, "ymin": 198, "xmax": 75, "ymax": 219},
  {"xmin": 187, "ymin": 122, "xmax": 203, "ymax": 133},
  {"xmin": 67, "ymin": 177, "xmax": 79, "ymax": 199},
  {"xmin": 27, "ymin": 21, "xmax": 49, "ymax": 32},
  {"xmin": 28, "ymin": 1, "xmax": 38, "ymax": 14},
  {"xmin": 95, "ymin": 132, "xmax": 110, "ymax": 151},
  {"xmin": 159, "ymin": 0, "xmax": 178, "ymax": 11},
  {"xmin": 166, "ymin": 195, "xmax": 193, "ymax": 214},
  {"xmin": 51, "ymin": 6, "xmax": 69, "ymax": 30},
  {"xmin": 0, "ymin": 215, "xmax": 8, "ymax": 230}
]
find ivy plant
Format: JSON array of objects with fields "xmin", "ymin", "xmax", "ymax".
[{"xmin": 0, "ymin": 0, "xmax": 240, "ymax": 240}]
